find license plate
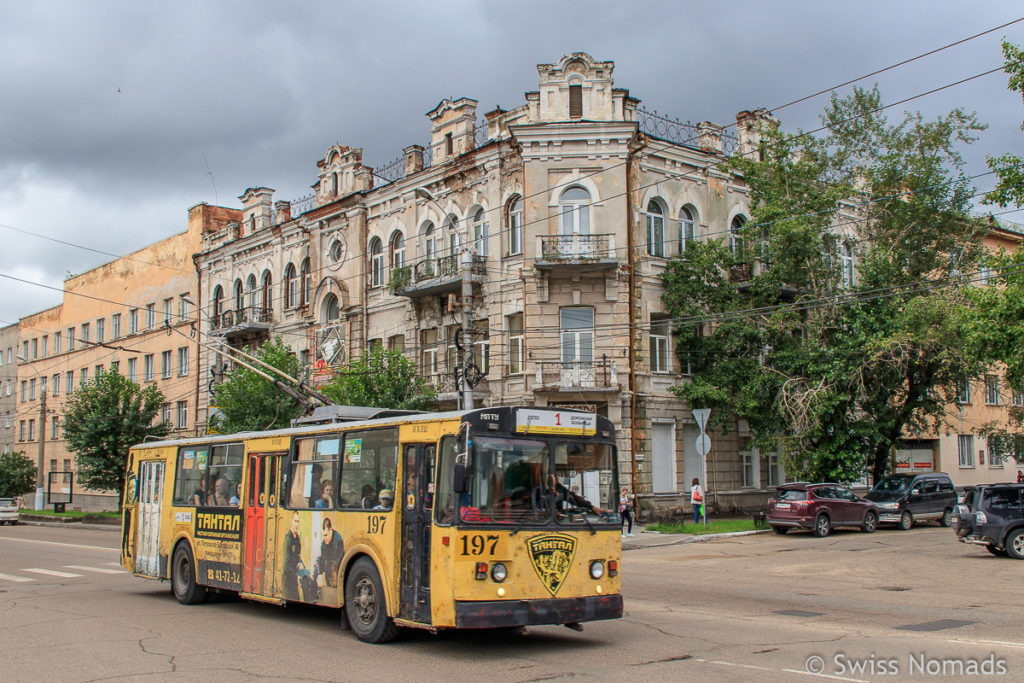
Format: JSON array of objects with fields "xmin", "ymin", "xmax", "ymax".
[{"xmin": 775, "ymin": 502, "xmax": 790, "ymax": 509}]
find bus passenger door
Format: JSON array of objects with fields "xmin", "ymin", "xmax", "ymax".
[
  {"xmin": 135, "ymin": 460, "xmax": 164, "ymax": 577},
  {"xmin": 243, "ymin": 452, "xmax": 284, "ymax": 595},
  {"xmin": 399, "ymin": 443, "xmax": 434, "ymax": 623}
]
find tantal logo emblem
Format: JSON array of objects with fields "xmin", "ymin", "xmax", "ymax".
[{"xmin": 527, "ymin": 534, "xmax": 577, "ymax": 596}]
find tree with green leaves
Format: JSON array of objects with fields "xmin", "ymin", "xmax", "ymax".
[
  {"xmin": 663, "ymin": 86, "xmax": 987, "ymax": 483},
  {"xmin": 320, "ymin": 346, "xmax": 436, "ymax": 411},
  {"xmin": 63, "ymin": 368, "xmax": 170, "ymax": 505},
  {"xmin": 0, "ymin": 451, "xmax": 36, "ymax": 498},
  {"xmin": 984, "ymin": 40, "xmax": 1024, "ymax": 210},
  {"xmin": 208, "ymin": 336, "xmax": 305, "ymax": 434}
]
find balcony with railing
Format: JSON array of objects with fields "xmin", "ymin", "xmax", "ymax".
[
  {"xmin": 533, "ymin": 357, "xmax": 619, "ymax": 393},
  {"xmin": 535, "ymin": 234, "xmax": 618, "ymax": 271},
  {"xmin": 210, "ymin": 306, "xmax": 273, "ymax": 339},
  {"xmin": 391, "ymin": 254, "xmax": 488, "ymax": 297}
]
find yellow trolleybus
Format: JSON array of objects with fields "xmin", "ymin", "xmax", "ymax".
[{"xmin": 120, "ymin": 406, "xmax": 623, "ymax": 642}]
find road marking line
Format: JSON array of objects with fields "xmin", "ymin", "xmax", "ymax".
[
  {"xmin": 0, "ymin": 537, "xmax": 118, "ymax": 552},
  {"xmin": 22, "ymin": 568, "xmax": 83, "ymax": 578},
  {"xmin": 692, "ymin": 658, "xmax": 772, "ymax": 672},
  {"xmin": 783, "ymin": 668, "xmax": 870, "ymax": 682},
  {"xmin": 64, "ymin": 565, "xmax": 123, "ymax": 575},
  {"xmin": 0, "ymin": 572, "xmax": 35, "ymax": 583},
  {"xmin": 946, "ymin": 638, "xmax": 1024, "ymax": 649},
  {"xmin": 104, "ymin": 562, "xmax": 123, "ymax": 567}
]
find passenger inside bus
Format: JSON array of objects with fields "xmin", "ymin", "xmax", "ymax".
[
  {"xmin": 230, "ymin": 483, "xmax": 241, "ymax": 507},
  {"xmin": 315, "ymin": 480, "xmax": 335, "ymax": 509},
  {"xmin": 361, "ymin": 484, "xmax": 377, "ymax": 509},
  {"xmin": 373, "ymin": 489, "xmax": 393, "ymax": 510},
  {"xmin": 532, "ymin": 474, "xmax": 607, "ymax": 515},
  {"xmin": 191, "ymin": 473, "xmax": 207, "ymax": 506},
  {"xmin": 211, "ymin": 477, "xmax": 233, "ymax": 506}
]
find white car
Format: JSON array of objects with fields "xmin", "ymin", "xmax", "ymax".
[{"xmin": 0, "ymin": 498, "xmax": 19, "ymax": 524}]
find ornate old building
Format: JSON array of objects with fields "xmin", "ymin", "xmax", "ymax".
[{"xmin": 194, "ymin": 52, "xmax": 778, "ymax": 513}]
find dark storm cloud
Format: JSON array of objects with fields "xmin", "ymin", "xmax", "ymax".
[{"xmin": 1, "ymin": 0, "xmax": 1022, "ymax": 323}]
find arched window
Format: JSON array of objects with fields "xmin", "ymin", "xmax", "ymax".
[
  {"xmin": 679, "ymin": 206, "xmax": 696, "ymax": 256},
  {"xmin": 559, "ymin": 186, "xmax": 590, "ymax": 235},
  {"xmin": 389, "ymin": 231, "xmax": 405, "ymax": 269},
  {"xmin": 507, "ymin": 195, "xmax": 523, "ymax": 256},
  {"xmin": 422, "ymin": 222, "xmax": 436, "ymax": 264},
  {"xmin": 444, "ymin": 214, "xmax": 460, "ymax": 256},
  {"xmin": 472, "ymin": 208, "xmax": 488, "ymax": 257},
  {"xmin": 730, "ymin": 215, "xmax": 746, "ymax": 258},
  {"xmin": 321, "ymin": 293, "xmax": 340, "ymax": 322},
  {"xmin": 233, "ymin": 279, "xmax": 244, "ymax": 311},
  {"xmin": 211, "ymin": 285, "xmax": 224, "ymax": 319},
  {"xmin": 284, "ymin": 263, "xmax": 297, "ymax": 308},
  {"xmin": 246, "ymin": 274, "xmax": 257, "ymax": 309},
  {"xmin": 646, "ymin": 200, "xmax": 665, "ymax": 257},
  {"xmin": 260, "ymin": 271, "xmax": 272, "ymax": 315},
  {"xmin": 369, "ymin": 237, "xmax": 384, "ymax": 287},
  {"xmin": 299, "ymin": 259, "xmax": 311, "ymax": 306}
]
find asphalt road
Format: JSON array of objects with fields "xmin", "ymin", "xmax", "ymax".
[{"xmin": 0, "ymin": 522, "xmax": 1020, "ymax": 682}]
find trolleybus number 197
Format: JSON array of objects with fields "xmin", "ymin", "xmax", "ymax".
[
  {"xmin": 367, "ymin": 515, "xmax": 387, "ymax": 534},
  {"xmin": 460, "ymin": 534, "xmax": 499, "ymax": 556}
]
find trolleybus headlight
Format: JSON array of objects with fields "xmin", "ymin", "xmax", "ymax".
[
  {"xmin": 491, "ymin": 562, "xmax": 508, "ymax": 582},
  {"xmin": 589, "ymin": 560, "xmax": 605, "ymax": 579}
]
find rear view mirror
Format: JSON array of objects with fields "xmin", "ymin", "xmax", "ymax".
[
  {"xmin": 909, "ymin": 489, "xmax": 921, "ymax": 499},
  {"xmin": 453, "ymin": 462, "xmax": 468, "ymax": 493}
]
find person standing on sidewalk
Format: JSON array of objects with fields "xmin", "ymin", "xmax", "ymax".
[
  {"xmin": 690, "ymin": 477, "xmax": 705, "ymax": 525},
  {"xmin": 619, "ymin": 487, "xmax": 634, "ymax": 537}
]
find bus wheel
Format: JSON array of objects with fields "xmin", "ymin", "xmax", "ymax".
[
  {"xmin": 171, "ymin": 543, "xmax": 208, "ymax": 605},
  {"xmin": 345, "ymin": 558, "xmax": 398, "ymax": 643}
]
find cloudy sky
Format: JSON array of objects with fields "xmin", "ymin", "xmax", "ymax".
[{"xmin": 2, "ymin": 1, "xmax": 1022, "ymax": 325}]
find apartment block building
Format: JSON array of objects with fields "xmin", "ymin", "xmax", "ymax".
[
  {"xmin": 16, "ymin": 225, "xmax": 203, "ymax": 510},
  {"xmin": 0, "ymin": 324, "xmax": 17, "ymax": 455}
]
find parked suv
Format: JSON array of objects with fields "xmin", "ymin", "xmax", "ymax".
[
  {"xmin": 865, "ymin": 472, "xmax": 957, "ymax": 529},
  {"xmin": 766, "ymin": 483, "xmax": 878, "ymax": 537},
  {"xmin": 953, "ymin": 484, "xmax": 1024, "ymax": 559},
  {"xmin": 0, "ymin": 498, "xmax": 19, "ymax": 525}
]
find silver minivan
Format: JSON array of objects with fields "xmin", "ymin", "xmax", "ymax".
[{"xmin": 0, "ymin": 498, "xmax": 19, "ymax": 524}]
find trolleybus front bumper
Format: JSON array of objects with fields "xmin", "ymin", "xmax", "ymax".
[{"xmin": 454, "ymin": 594, "xmax": 623, "ymax": 629}]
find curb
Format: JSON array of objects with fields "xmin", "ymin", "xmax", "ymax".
[
  {"xmin": 16, "ymin": 519, "xmax": 120, "ymax": 531},
  {"xmin": 622, "ymin": 528, "xmax": 771, "ymax": 550}
]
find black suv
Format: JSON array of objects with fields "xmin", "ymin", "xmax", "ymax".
[
  {"xmin": 865, "ymin": 472, "xmax": 958, "ymax": 529},
  {"xmin": 953, "ymin": 484, "xmax": 1024, "ymax": 559}
]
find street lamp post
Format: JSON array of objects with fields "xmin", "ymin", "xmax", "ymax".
[
  {"xmin": 16, "ymin": 354, "xmax": 45, "ymax": 510},
  {"xmin": 415, "ymin": 187, "xmax": 474, "ymax": 411}
]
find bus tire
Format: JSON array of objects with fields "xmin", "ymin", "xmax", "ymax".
[
  {"xmin": 345, "ymin": 558, "xmax": 398, "ymax": 643},
  {"xmin": 171, "ymin": 543, "xmax": 208, "ymax": 605}
]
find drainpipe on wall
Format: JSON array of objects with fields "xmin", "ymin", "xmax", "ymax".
[{"xmin": 191, "ymin": 253, "xmax": 203, "ymax": 435}]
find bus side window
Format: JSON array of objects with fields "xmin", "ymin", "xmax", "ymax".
[
  {"xmin": 338, "ymin": 428, "xmax": 398, "ymax": 510},
  {"xmin": 435, "ymin": 436, "xmax": 457, "ymax": 525}
]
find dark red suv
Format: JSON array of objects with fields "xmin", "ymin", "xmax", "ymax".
[{"xmin": 766, "ymin": 483, "xmax": 879, "ymax": 537}]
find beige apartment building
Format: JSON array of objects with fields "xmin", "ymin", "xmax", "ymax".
[
  {"xmin": 192, "ymin": 52, "xmax": 782, "ymax": 514},
  {"xmin": 16, "ymin": 225, "xmax": 203, "ymax": 510}
]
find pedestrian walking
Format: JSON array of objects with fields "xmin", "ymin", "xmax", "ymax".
[
  {"xmin": 690, "ymin": 477, "xmax": 705, "ymax": 525},
  {"xmin": 619, "ymin": 487, "xmax": 634, "ymax": 537}
]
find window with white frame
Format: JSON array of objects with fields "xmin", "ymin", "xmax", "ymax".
[
  {"xmin": 178, "ymin": 347, "xmax": 189, "ymax": 376},
  {"xmin": 473, "ymin": 319, "xmax": 489, "ymax": 375},
  {"xmin": 80, "ymin": 367, "xmax": 88, "ymax": 386},
  {"xmin": 445, "ymin": 324, "xmax": 460, "ymax": 374},
  {"xmin": 80, "ymin": 323, "xmax": 89, "ymax": 343},
  {"xmin": 163, "ymin": 298, "xmax": 173, "ymax": 324},
  {"xmin": 421, "ymin": 328, "xmax": 438, "ymax": 375},
  {"xmin": 768, "ymin": 452, "xmax": 783, "ymax": 487},
  {"xmin": 989, "ymin": 436, "xmax": 1005, "ymax": 468},
  {"xmin": 444, "ymin": 214, "xmax": 460, "ymax": 257},
  {"xmin": 390, "ymin": 231, "xmax": 405, "ymax": 270},
  {"xmin": 284, "ymin": 263, "xmax": 298, "ymax": 307},
  {"xmin": 65, "ymin": 371, "xmax": 74, "ymax": 394},
  {"xmin": 41, "ymin": 335, "xmax": 48, "ymax": 357},
  {"xmin": 649, "ymin": 316, "xmax": 671, "ymax": 373},
  {"xmin": 145, "ymin": 303, "xmax": 155, "ymax": 329},
  {"xmin": 957, "ymin": 378, "xmax": 972, "ymax": 405},
  {"xmin": 68, "ymin": 327, "xmax": 75, "ymax": 350},
  {"xmin": 51, "ymin": 374, "xmax": 59, "ymax": 396},
  {"xmin": 507, "ymin": 313, "xmax": 523, "ymax": 374},
  {"xmin": 507, "ymin": 196, "xmax": 523, "ymax": 256},
  {"xmin": 127, "ymin": 357, "xmax": 137, "ymax": 382},
  {"xmin": 369, "ymin": 238, "xmax": 384, "ymax": 287},
  {"xmin": 422, "ymin": 222, "xmax": 437, "ymax": 266},
  {"xmin": 840, "ymin": 242, "xmax": 855, "ymax": 288},
  {"xmin": 232, "ymin": 279, "xmax": 244, "ymax": 311},
  {"xmin": 179, "ymin": 293, "xmax": 191, "ymax": 320},
  {"xmin": 646, "ymin": 200, "xmax": 665, "ymax": 257},
  {"xmin": 143, "ymin": 354, "xmax": 153, "ymax": 382},
  {"xmin": 730, "ymin": 215, "xmax": 746, "ymax": 258},
  {"xmin": 1013, "ymin": 386, "xmax": 1024, "ymax": 406},
  {"xmin": 559, "ymin": 186, "xmax": 591, "ymax": 235},
  {"xmin": 161, "ymin": 350, "xmax": 172, "ymax": 379},
  {"xmin": 129, "ymin": 309, "xmax": 138, "ymax": 334},
  {"xmin": 742, "ymin": 452, "xmax": 756, "ymax": 487},
  {"xmin": 985, "ymin": 375, "xmax": 1000, "ymax": 405},
  {"xmin": 54, "ymin": 332, "xmax": 61, "ymax": 354},
  {"xmin": 560, "ymin": 308, "xmax": 594, "ymax": 365},
  {"xmin": 161, "ymin": 402, "xmax": 171, "ymax": 424},
  {"xmin": 52, "ymin": 416, "xmax": 59, "ymax": 440},
  {"xmin": 246, "ymin": 275, "xmax": 258, "ymax": 308},
  {"xmin": 300, "ymin": 259, "xmax": 311, "ymax": 306},
  {"xmin": 679, "ymin": 206, "xmax": 696, "ymax": 256},
  {"xmin": 96, "ymin": 317, "xmax": 105, "ymax": 342},
  {"xmin": 472, "ymin": 209, "xmax": 488, "ymax": 257},
  {"xmin": 177, "ymin": 401, "xmax": 188, "ymax": 429},
  {"xmin": 958, "ymin": 434, "xmax": 974, "ymax": 468},
  {"xmin": 111, "ymin": 313, "xmax": 120, "ymax": 339}
]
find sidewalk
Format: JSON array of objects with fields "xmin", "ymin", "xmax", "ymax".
[{"xmin": 620, "ymin": 527, "xmax": 770, "ymax": 550}]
